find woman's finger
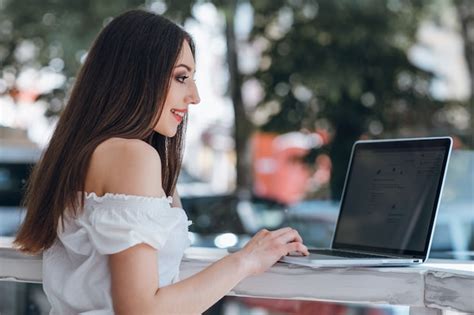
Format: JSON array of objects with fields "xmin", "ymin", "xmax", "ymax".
[
  {"xmin": 271, "ymin": 227, "xmax": 294, "ymax": 238},
  {"xmin": 275, "ymin": 229, "xmax": 304, "ymax": 244},
  {"xmin": 285, "ymin": 242, "xmax": 309, "ymax": 256}
]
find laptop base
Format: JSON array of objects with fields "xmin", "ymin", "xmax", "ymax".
[{"xmin": 280, "ymin": 255, "xmax": 422, "ymax": 268}]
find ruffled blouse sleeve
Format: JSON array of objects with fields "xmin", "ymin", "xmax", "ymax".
[{"xmin": 60, "ymin": 193, "xmax": 189, "ymax": 255}]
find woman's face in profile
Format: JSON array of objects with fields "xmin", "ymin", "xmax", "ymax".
[{"xmin": 154, "ymin": 41, "xmax": 200, "ymax": 137}]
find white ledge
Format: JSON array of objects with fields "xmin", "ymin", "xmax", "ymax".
[
  {"xmin": 1, "ymin": 240, "xmax": 473, "ymax": 313},
  {"xmin": 181, "ymin": 247, "xmax": 474, "ymax": 313}
]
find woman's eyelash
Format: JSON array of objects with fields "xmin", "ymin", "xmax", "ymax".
[{"xmin": 176, "ymin": 75, "xmax": 189, "ymax": 83}]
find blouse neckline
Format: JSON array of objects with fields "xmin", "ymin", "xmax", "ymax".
[{"xmin": 83, "ymin": 192, "xmax": 173, "ymax": 203}]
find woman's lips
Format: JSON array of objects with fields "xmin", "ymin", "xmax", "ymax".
[{"xmin": 171, "ymin": 109, "xmax": 186, "ymax": 123}]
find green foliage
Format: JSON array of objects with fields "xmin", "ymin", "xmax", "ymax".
[
  {"xmin": 0, "ymin": 0, "xmax": 145, "ymax": 77},
  {"xmin": 0, "ymin": 0, "xmax": 146, "ymax": 118},
  {"xmin": 1, "ymin": 0, "xmax": 470, "ymax": 199},
  {"xmin": 251, "ymin": 0, "xmax": 435, "ymax": 133},
  {"xmin": 249, "ymin": 0, "xmax": 470, "ymax": 198}
]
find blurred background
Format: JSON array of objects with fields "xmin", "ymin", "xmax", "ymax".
[{"xmin": 0, "ymin": 0, "xmax": 473, "ymax": 314}]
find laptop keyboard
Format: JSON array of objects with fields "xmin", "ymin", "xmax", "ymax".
[{"xmin": 309, "ymin": 249, "xmax": 388, "ymax": 258}]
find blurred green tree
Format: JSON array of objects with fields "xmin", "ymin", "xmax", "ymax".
[
  {"xmin": 0, "ymin": 0, "xmax": 146, "ymax": 116},
  {"xmin": 155, "ymin": 0, "xmax": 254, "ymax": 196},
  {"xmin": 1, "ymin": 0, "xmax": 471, "ymax": 201},
  {"xmin": 170, "ymin": 0, "xmax": 473, "ymax": 201},
  {"xmin": 453, "ymin": 0, "xmax": 474, "ymax": 147},
  {"xmin": 248, "ymin": 0, "xmax": 472, "ymax": 199}
]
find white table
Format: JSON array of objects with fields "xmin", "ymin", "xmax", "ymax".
[{"xmin": 1, "ymin": 240, "xmax": 473, "ymax": 314}]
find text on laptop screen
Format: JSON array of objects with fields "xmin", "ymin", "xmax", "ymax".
[{"xmin": 333, "ymin": 140, "xmax": 450, "ymax": 256}]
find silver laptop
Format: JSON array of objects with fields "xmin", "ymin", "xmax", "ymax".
[{"xmin": 281, "ymin": 137, "xmax": 453, "ymax": 267}]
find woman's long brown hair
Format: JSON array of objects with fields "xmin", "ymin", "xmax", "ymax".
[{"xmin": 14, "ymin": 10, "xmax": 195, "ymax": 254}]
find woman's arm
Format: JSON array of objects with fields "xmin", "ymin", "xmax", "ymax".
[
  {"xmin": 110, "ymin": 228, "xmax": 306, "ymax": 314},
  {"xmin": 91, "ymin": 139, "xmax": 308, "ymax": 314},
  {"xmin": 152, "ymin": 227, "xmax": 306, "ymax": 314}
]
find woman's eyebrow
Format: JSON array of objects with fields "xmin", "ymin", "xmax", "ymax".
[{"xmin": 174, "ymin": 64, "xmax": 193, "ymax": 72}]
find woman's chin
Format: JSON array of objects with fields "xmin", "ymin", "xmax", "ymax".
[{"xmin": 154, "ymin": 128, "xmax": 177, "ymax": 138}]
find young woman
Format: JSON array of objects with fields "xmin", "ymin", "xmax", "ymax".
[{"xmin": 14, "ymin": 9, "xmax": 309, "ymax": 314}]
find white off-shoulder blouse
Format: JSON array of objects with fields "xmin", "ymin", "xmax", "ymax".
[{"xmin": 42, "ymin": 192, "xmax": 192, "ymax": 315}]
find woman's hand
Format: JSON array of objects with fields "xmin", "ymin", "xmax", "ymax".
[{"xmin": 235, "ymin": 227, "xmax": 310, "ymax": 277}]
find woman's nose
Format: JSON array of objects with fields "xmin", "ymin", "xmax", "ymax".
[{"xmin": 186, "ymin": 82, "xmax": 200, "ymax": 105}]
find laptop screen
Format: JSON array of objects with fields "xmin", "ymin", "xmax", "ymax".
[{"xmin": 332, "ymin": 138, "xmax": 452, "ymax": 258}]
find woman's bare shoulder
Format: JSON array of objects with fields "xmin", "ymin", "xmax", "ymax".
[
  {"xmin": 94, "ymin": 137, "xmax": 160, "ymax": 159},
  {"xmin": 85, "ymin": 137, "xmax": 165, "ymax": 197}
]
